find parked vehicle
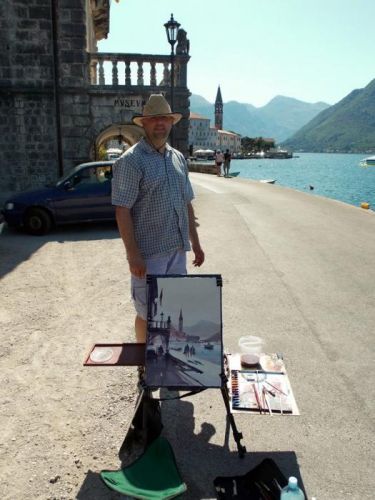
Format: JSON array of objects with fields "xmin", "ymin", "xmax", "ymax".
[
  {"xmin": 106, "ymin": 148, "xmax": 123, "ymax": 160},
  {"xmin": 2, "ymin": 161, "xmax": 116, "ymax": 235}
]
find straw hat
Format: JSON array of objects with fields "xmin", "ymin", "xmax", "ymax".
[{"xmin": 132, "ymin": 94, "xmax": 182, "ymax": 127}]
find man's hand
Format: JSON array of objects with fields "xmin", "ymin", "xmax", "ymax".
[
  {"xmin": 192, "ymin": 244, "xmax": 205, "ymax": 267},
  {"xmin": 127, "ymin": 252, "xmax": 146, "ymax": 278},
  {"xmin": 187, "ymin": 203, "xmax": 205, "ymax": 267}
]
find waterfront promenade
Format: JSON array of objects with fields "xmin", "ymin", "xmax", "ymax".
[{"xmin": 1, "ymin": 173, "xmax": 374, "ymax": 498}]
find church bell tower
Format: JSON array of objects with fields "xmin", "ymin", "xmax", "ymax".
[{"xmin": 215, "ymin": 85, "xmax": 223, "ymax": 130}]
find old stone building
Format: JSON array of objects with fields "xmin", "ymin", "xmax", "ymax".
[
  {"xmin": 189, "ymin": 86, "xmax": 241, "ymax": 154},
  {"xmin": 0, "ymin": 0, "xmax": 191, "ymax": 196},
  {"xmin": 188, "ymin": 113, "xmax": 241, "ymax": 154}
]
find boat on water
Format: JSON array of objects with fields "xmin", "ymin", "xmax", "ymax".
[
  {"xmin": 259, "ymin": 179, "xmax": 276, "ymax": 184},
  {"xmin": 266, "ymin": 149, "xmax": 293, "ymax": 159},
  {"xmin": 246, "ymin": 149, "xmax": 293, "ymax": 159},
  {"xmin": 204, "ymin": 342, "xmax": 214, "ymax": 350},
  {"xmin": 359, "ymin": 155, "xmax": 375, "ymax": 167}
]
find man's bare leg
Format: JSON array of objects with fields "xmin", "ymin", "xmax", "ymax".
[{"xmin": 135, "ymin": 315, "xmax": 147, "ymax": 343}]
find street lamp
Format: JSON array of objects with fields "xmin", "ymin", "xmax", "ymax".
[{"xmin": 164, "ymin": 13, "xmax": 180, "ymax": 146}]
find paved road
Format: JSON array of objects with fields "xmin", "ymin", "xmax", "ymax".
[
  {"xmin": 183, "ymin": 173, "xmax": 375, "ymax": 499},
  {"xmin": 1, "ymin": 173, "xmax": 374, "ymax": 499}
]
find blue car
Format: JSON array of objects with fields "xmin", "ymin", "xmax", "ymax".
[{"xmin": 2, "ymin": 161, "xmax": 117, "ymax": 235}]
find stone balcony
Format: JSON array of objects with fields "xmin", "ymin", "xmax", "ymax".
[
  {"xmin": 87, "ymin": 52, "xmax": 191, "ymax": 156},
  {"xmin": 89, "ymin": 52, "xmax": 189, "ymax": 90}
]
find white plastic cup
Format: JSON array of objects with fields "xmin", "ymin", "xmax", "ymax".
[{"xmin": 238, "ymin": 335, "xmax": 264, "ymax": 354}]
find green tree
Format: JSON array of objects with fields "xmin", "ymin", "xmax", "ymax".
[{"xmin": 241, "ymin": 136, "xmax": 256, "ymax": 153}]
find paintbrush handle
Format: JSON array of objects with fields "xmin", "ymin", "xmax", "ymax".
[{"xmin": 252, "ymin": 384, "xmax": 262, "ymax": 413}]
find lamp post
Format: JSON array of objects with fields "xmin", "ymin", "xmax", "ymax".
[{"xmin": 164, "ymin": 13, "xmax": 180, "ymax": 146}]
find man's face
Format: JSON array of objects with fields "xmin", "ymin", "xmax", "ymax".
[{"xmin": 141, "ymin": 115, "xmax": 173, "ymax": 145}]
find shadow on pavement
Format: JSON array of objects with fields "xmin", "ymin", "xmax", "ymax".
[
  {"xmin": 76, "ymin": 398, "xmax": 306, "ymax": 499},
  {"xmin": 0, "ymin": 221, "xmax": 119, "ymax": 279}
]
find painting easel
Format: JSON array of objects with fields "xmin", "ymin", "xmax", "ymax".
[
  {"xmin": 85, "ymin": 342, "xmax": 246, "ymax": 458},
  {"xmin": 84, "ymin": 273, "xmax": 246, "ymax": 458}
]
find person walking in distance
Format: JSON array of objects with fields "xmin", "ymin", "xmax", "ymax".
[
  {"xmin": 112, "ymin": 94, "xmax": 205, "ymax": 343},
  {"xmin": 214, "ymin": 150, "xmax": 224, "ymax": 176},
  {"xmin": 223, "ymin": 149, "xmax": 231, "ymax": 177}
]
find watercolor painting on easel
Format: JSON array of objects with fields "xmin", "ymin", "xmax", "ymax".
[{"xmin": 145, "ymin": 274, "xmax": 223, "ymax": 390}]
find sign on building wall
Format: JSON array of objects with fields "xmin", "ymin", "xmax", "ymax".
[{"xmin": 113, "ymin": 96, "xmax": 145, "ymax": 111}]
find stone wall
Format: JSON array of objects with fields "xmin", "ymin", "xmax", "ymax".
[
  {"xmin": 187, "ymin": 161, "xmax": 216, "ymax": 175},
  {"xmin": 0, "ymin": 93, "xmax": 57, "ymax": 194},
  {"xmin": 58, "ymin": 0, "xmax": 88, "ymax": 88},
  {"xmin": 60, "ymin": 92, "xmax": 91, "ymax": 170},
  {"xmin": 0, "ymin": 0, "xmax": 89, "ymax": 194},
  {"xmin": 0, "ymin": 0, "xmax": 54, "ymax": 89},
  {"xmin": 0, "ymin": 0, "xmax": 191, "ymax": 196},
  {"xmin": 173, "ymin": 90, "xmax": 190, "ymax": 155},
  {"xmin": 0, "ymin": 0, "xmax": 56, "ymax": 194}
]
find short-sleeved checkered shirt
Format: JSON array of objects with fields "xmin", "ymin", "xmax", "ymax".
[{"xmin": 112, "ymin": 138, "xmax": 195, "ymax": 258}]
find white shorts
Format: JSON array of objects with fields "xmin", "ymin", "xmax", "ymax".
[{"xmin": 131, "ymin": 249, "xmax": 187, "ymax": 320}]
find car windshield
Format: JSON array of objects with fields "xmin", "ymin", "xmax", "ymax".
[
  {"xmin": 55, "ymin": 165, "xmax": 82, "ymax": 187},
  {"xmin": 56, "ymin": 162, "xmax": 114, "ymax": 187}
]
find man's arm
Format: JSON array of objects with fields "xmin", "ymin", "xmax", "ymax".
[
  {"xmin": 187, "ymin": 202, "xmax": 205, "ymax": 267},
  {"xmin": 115, "ymin": 206, "xmax": 146, "ymax": 278}
]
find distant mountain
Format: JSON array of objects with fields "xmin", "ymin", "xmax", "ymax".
[
  {"xmin": 282, "ymin": 79, "xmax": 375, "ymax": 153},
  {"xmin": 189, "ymin": 94, "xmax": 330, "ymax": 142},
  {"xmin": 190, "ymin": 94, "xmax": 214, "ymax": 123},
  {"xmin": 223, "ymin": 100, "xmax": 269, "ymax": 137},
  {"xmin": 183, "ymin": 320, "xmax": 220, "ymax": 340}
]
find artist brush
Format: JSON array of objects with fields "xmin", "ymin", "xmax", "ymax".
[
  {"xmin": 254, "ymin": 481, "xmax": 273, "ymax": 500},
  {"xmin": 232, "ymin": 479, "xmax": 237, "ymax": 496},
  {"xmin": 252, "ymin": 384, "xmax": 262, "ymax": 414},
  {"xmin": 262, "ymin": 388, "xmax": 268, "ymax": 415},
  {"xmin": 255, "ymin": 370, "xmax": 264, "ymax": 412},
  {"xmin": 259, "ymin": 481, "xmax": 272, "ymax": 493},
  {"xmin": 263, "ymin": 386, "xmax": 276, "ymax": 397},
  {"xmin": 259, "ymin": 391, "xmax": 266, "ymax": 410},
  {"xmin": 262, "ymin": 387, "xmax": 273, "ymax": 415},
  {"xmin": 264, "ymin": 379, "xmax": 288, "ymax": 396},
  {"xmin": 273, "ymin": 478, "xmax": 282, "ymax": 492}
]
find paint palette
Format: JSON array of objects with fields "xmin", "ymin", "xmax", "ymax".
[{"xmin": 231, "ymin": 369, "xmax": 296, "ymax": 414}]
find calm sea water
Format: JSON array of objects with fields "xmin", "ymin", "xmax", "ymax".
[{"xmin": 231, "ymin": 153, "xmax": 375, "ymax": 209}]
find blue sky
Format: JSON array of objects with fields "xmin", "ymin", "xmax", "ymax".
[
  {"xmin": 98, "ymin": 0, "xmax": 375, "ymax": 107},
  {"xmin": 155, "ymin": 277, "xmax": 221, "ymax": 329}
]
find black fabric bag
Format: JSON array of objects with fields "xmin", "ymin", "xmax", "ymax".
[{"xmin": 214, "ymin": 458, "xmax": 288, "ymax": 500}]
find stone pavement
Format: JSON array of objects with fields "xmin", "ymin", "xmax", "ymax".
[
  {"xmin": 1, "ymin": 173, "xmax": 374, "ymax": 499},
  {"xmin": 184, "ymin": 173, "xmax": 375, "ymax": 499}
]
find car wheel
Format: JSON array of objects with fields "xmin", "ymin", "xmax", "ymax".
[{"xmin": 24, "ymin": 208, "xmax": 52, "ymax": 235}]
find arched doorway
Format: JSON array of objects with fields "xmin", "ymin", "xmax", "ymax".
[{"xmin": 91, "ymin": 123, "xmax": 145, "ymax": 160}]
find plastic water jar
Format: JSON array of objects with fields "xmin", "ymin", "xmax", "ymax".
[{"xmin": 238, "ymin": 335, "xmax": 264, "ymax": 354}]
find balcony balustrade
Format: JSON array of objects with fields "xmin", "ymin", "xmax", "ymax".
[{"xmin": 89, "ymin": 52, "xmax": 188, "ymax": 89}]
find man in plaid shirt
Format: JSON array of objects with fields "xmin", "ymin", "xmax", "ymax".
[{"xmin": 112, "ymin": 95, "xmax": 205, "ymax": 342}]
